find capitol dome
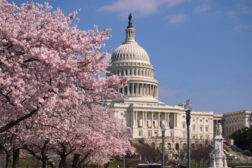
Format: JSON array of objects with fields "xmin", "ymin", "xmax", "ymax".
[
  {"xmin": 108, "ymin": 14, "xmax": 159, "ymax": 102},
  {"xmin": 111, "ymin": 41, "xmax": 150, "ymax": 64}
]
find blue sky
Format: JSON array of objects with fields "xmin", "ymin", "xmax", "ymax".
[{"xmin": 12, "ymin": 0, "xmax": 252, "ymax": 113}]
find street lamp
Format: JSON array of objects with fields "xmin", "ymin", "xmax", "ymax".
[
  {"xmin": 184, "ymin": 99, "xmax": 192, "ymax": 168},
  {"xmin": 161, "ymin": 125, "xmax": 166, "ymax": 168}
]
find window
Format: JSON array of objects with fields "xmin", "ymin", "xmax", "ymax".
[
  {"xmin": 200, "ymin": 126, "xmax": 203, "ymax": 131},
  {"xmin": 147, "ymin": 120, "xmax": 152, "ymax": 128},
  {"xmin": 192, "ymin": 125, "xmax": 196, "ymax": 131},
  {"xmin": 153, "ymin": 120, "xmax": 158, "ymax": 128},
  {"xmin": 138, "ymin": 119, "xmax": 143, "ymax": 127},
  {"xmin": 148, "ymin": 130, "xmax": 152, "ymax": 137},
  {"xmin": 139, "ymin": 130, "xmax": 143, "ymax": 136},
  {"xmin": 205, "ymin": 126, "xmax": 209, "ymax": 132},
  {"xmin": 154, "ymin": 130, "xmax": 158, "ymax": 136},
  {"xmin": 182, "ymin": 122, "xmax": 185, "ymax": 128},
  {"xmin": 168, "ymin": 143, "xmax": 171, "ymax": 150}
]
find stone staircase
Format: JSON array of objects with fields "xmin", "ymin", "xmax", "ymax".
[{"xmin": 223, "ymin": 143, "xmax": 252, "ymax": 161}]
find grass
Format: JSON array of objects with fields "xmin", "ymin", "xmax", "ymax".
[
  {"xmin": 180, "ymin": 162, "xmax": 208, "ymax": 168},
  {"xmin": 228, "ymin": 162, "xmax": 252, "ymax": 167}
]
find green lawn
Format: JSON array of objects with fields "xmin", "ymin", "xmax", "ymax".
[
  {"xmin": 228, "ymin": 162, "xmax": 252, "ymax": 167},
  {"xmin": 180, "ymin": 162, "xmax": 208, "ymax": 168}
]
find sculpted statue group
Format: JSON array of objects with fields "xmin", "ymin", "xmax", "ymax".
[{"xmin": 208, "ymin": 123, "xmax": 228, "ymax": 168}]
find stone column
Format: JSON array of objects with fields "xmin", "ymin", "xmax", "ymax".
[
  {"xmin": 136, "ymin": 83, "xmax": 139, "ymax": 96},
  {"xmin": 143, "ymin": 84, "xmax": 146, "ymax": 96},
  {"xmin": 145, "ymin": 112, "xmax": 147, "ymax": 128},
  {"xmin": 128, "ymin": 84, "xmax": 130, "ymax": 96},
  {"xmin": 139, "ymin": 84, "xmax": 142, "ymax": 96},
  {"xmin": 151, "ymin": 112, "xmax": 153, "ymax": 128},
  {"xmin": 158, "ymin": 112, "xmax": 160, "ymax": 128},
  {"xmin": 151, "ymin": 85, "xmax": 154, "ymax": 97},
  {"xmin": 165, "ymin": 113, "xmax": 167, "ymax": 128},
  {"xmin": 175, "ymin": 113, "xmax": 177, "ymax": 128},
  {"xmin": 167, "ymin": 112, "xmax": 169, "ymax": 128},
  {"xmin": 142, "ymin": 111, "xmax": 145, "ymax": 128},
  {"xmin": 132, "ymin": 83, "xmax": 136, "ymax": 96},
  {"xmin": 133, "ymin": 111, "xmax": 135, "ymax": 128},
  {"xmin": 136, "ymin": 111, "xmax": 138, "ymax": 128}
]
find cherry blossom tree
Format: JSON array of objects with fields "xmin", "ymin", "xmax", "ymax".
[
  {"xmin": 18, "ymin": 99, "xmax": 133, "ymax": 168},
  {"xmin": 0, "ymin": 0, "xmax": 126, "ymax": 133},
  {"xmin": 0, "ymin": 1, "xmax": 134, "ymax": 167}
]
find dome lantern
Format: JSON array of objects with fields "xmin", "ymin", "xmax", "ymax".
[{"xmin": 124, "ymin": 13, "xmax": 137, "ymax": 44}]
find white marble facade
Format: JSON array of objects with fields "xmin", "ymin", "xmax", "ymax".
[
  {"xmin": 223, "ymin": 110, "xmax": 252, "ymax": 139},
  {"xmin": 105, "ymin": 16, "xmax": 217, "ymax": 151}
]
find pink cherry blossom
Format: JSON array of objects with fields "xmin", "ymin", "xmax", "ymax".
[{"xmin": 0, "ymin": 1, "xmax": 133, "ymax": 167}]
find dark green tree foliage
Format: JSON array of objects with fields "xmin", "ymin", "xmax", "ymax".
[{"xmin": 230, "ymin": 127, "xmax": 252, "ymax": 153}]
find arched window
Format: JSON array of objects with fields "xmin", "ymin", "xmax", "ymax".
[
  {"xmin": 175, "ymin": 143, "xmax": 179, "ymax": 151},
  {"xmin": 183, "ymin": 143, "xmax": 187, "ymax": 150},
  {"xmin": 167, "ymin": 143, "xmax": 171, "ymax": 150}
]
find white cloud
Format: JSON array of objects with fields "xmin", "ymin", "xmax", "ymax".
[
  {"xmin": 194, "ymin": 3, "xmax": 211, "ymax": 13},
  {"xmin": 166, "ymin": 14, "xmax": 187, "ymax": 24},
  {"xmin": 233, "ymin": 24, "xmax": 252, "ymax": 32},
  {"xmin": 227, "ymin": 11, "xmax": 238, "ymax": 19},
  {"xmin": 98, "ymin": 0, "xmax": 186, "ymax": 17},
  {"xmin": 239, "ymin": 5, "xmax": 252, "ymax": 14}
]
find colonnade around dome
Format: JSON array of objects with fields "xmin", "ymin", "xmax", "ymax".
[{"xmin": 117, "ymin": 83, "xmax": 158, "ymax": 98}]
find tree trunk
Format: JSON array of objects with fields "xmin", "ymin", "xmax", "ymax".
[
  {"xmin": 72, "ymin": 154, "xmax": 80, "ymax": 168},
  {"xmin": 105, "ymin": 162, "xmax": 110, "ymax": 168},
  {"xmin": 42, "ymin": 158, "xmax": 47, "ymax": 168},
  {"xmin": 59, "ymin": 144, "xmax": 67, "ymax": 168},
  {"xmin": 12, "ymin": 149, "xmax": 19, "ymax": 168},
  {"xmin": 59, "ymin": 155, "xmax": 66, "ymax": 168},
  {"xmin": 5, "ymin": 153, "xmax": 10, "ymax": 168},
  {"xmin": 77, "ymin": 152, "xmax": 90, "ymax": 167}
]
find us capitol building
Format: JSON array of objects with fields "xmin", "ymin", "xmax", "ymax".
[{"xmin": 105, "ymin": 15, "xmax": 252, "ymax": 152}]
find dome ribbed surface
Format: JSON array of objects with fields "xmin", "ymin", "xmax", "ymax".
[{"xmin": 111, "ymin": 43, "xmax": 150, "ymax": 63}]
